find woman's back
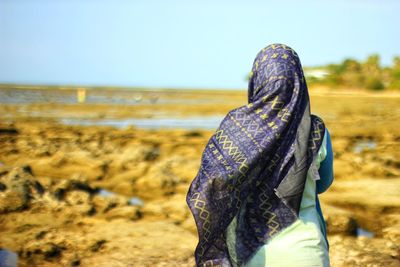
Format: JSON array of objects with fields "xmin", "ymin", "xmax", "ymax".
[
  {"xmin": 226, "ymin": 128, "xmax": 333, "ymax": 267},
  {"xmin": 186, "ymin": 44, "xmax": 331, "ymax": 266}
]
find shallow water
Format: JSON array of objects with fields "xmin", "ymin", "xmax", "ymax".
[
  {"xmin": 0, "ymin": 88, "xmax": 224, "ymax": 105},
  {"xmin": 97, "ymin": 189, "xmax": 144, "ymax": 207},
  {"xmin": 356, "ymin": 227, "xmax": 374, "ymax": 238},
  {"xmin": 353, "ymin": 141, "xmax": 377, "ymax": 153},
  {"xmin": 97, "ymin": 189, "xmax": 115, "ymax": 198},
  {"xmin": 60, "ymin": 116, "xmax": 223, "ymax": 130},
  {"xmin": 128, "ymin": 197, "xmax": 145, "ymax": 206}
]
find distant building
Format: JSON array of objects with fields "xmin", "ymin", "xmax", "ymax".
[{"xmin": 304, "ymin": 68, "xmax": 330, "ymax": 79}]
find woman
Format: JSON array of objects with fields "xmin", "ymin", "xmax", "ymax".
[{"xmin": 186, "ymin": 43, "xmax": 333, "ymax": 267}]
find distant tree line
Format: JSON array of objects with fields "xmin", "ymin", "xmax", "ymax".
[{"xmin": 306, "ymin": 55, "xmax": 400, "ymax": 91}]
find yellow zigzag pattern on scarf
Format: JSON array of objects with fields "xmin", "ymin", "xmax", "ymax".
[
  {"xmin": 190, "ymin": 192, "xmax": 211, "ymax": 256},
  {"xmin": 259, "ymin": 188, "xmax": 280, "ymax": 238},
  {"xmin": 215, "ymin": 129, "xmax": 249, "ymax": 209},
  {"xmin": 215, "ymin": 129, "xmax": 249, "ymax": 185},
  {"xmin": 310, "ymin": 120, "xmax": 324, "ymax": 150},
  {"xmin": 215, "ymin": 129, "xmax": 247, "ymax": 164},
  {"xmin": 228, "ymin": 113, "xmax": 263, "ymax": 152}
]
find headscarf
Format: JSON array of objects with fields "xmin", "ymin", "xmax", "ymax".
[{"xmin": 186, "ymin": 44, "xmax": 326, "ymax": 267}]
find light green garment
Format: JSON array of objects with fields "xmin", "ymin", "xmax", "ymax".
[{"xmin": 226, "ymin": 129, "xmax": 329, "ymax": 267}]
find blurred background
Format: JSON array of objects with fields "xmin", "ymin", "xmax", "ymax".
[{"xmin": 0, "ymin": 1, "xmax": 399, "ymax": 266}]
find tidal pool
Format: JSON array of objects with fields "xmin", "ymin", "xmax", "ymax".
[
  {"xmin": 356, "ymin": 227, "xmax": 374, "ymax": 238},
  {"xmin": 97, "ymin": 189, "xmax": 144, "ymax": 207},
  {"xmin": 353, "ymin": 140, "xmax": 377, "ymax": 153}
]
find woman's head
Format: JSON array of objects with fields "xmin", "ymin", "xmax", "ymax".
[{"xmin": 248, "ymin": 44, "xmax": 306, "ymax": 103}]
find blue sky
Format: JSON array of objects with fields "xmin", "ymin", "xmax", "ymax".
[{"xmin": 0, "ymin": 0, "xmax": 399, "ymax": 89}]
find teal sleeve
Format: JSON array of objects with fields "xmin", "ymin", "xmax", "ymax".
[{"xmin": 316, "ymin": 129, "xmax": 334, "ymax": 194}]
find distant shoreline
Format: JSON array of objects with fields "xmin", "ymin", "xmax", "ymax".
[
  {"xmin": 0, "ymin": 83, "xmax": 246, "ymax": 94},
  {"xmin": 1, "ymin": 83, "xmax": 400, "ymax": 98}
]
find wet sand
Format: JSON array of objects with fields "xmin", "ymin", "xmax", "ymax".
[{"xmin": 0, "ymin": 87, "xmax": 399, "ymax": 266}]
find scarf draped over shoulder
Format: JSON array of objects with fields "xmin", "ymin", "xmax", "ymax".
[{"xmin": 186, "ymin": 44, "xmax": 326, "ymax": 267}]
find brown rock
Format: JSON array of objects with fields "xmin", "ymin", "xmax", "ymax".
[
  {"xmin": 91, "ymin": 194, "xmax": 126, "ymax": 213},
  {"xmin": 382, "ymin": 215, "xmax": 400, "ymax": 244},
  {"xmin": 322, "ymin": 204, "xmax": 358, "ymax": 235},
  {"xmin": 29, "ymin": 151, "xmax": 106, "ymax": 180},
  {"xmin": 134, "ymin": 156, "xmax": 197, "ymax": 200},
  {"xmin": 0, "ymin": 166, "xmax": 44, "ymax": 213},
  {"xmin": 22, "ymin": 241, "xmax": 63, "ymax": 261},
  {"xmin": 103, "ymin": 206, "xmax": 141, "ymax": 221},
  {"xmin": 141, "ymin": 194, "xmax": 190, "ymax": 224}
]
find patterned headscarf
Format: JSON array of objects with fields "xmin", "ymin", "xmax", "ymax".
[{"xmin": 186, "ymin": 44, "xmax": 325, "ymax": 267}]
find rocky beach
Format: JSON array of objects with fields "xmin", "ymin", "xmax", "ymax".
[{"xmin": 0, "ymin": 87, "xmax": 399, "ymax": 266}]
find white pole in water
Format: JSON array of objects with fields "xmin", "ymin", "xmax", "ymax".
[{"xmin": 77, "ymin": 88, "xmax": 86, "ymax": 103}]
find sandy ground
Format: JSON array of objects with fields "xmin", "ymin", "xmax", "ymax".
[{"xmin": 0, "ymin": 87, "xmax": 399, "ymax": 266}]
